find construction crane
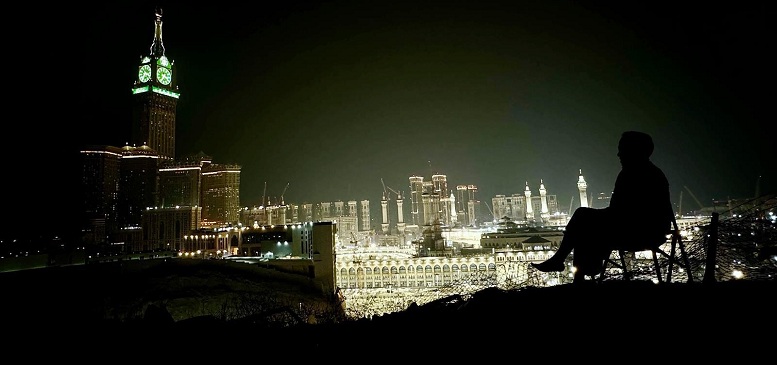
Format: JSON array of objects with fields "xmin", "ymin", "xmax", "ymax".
[
  {"xmin": 261, "ymin": 182, "xmax": 267, "ymax": 206},
  {"xmin": 678, "ymin": 190, "xmax": 683, "ymax": 216},
  {"xmin": 683, "ymin": 186, "xmax": 704, "ymax": 212},
  {"xmin": 483, "ymin": 201, "xmax": 494, "ymax": 219},
  {"xmin": 279, "ymin": 182, "xmax": 289, "ymax": 205},
  {"xmin": 380, "ymin": 178, "xmax": 392, "ymax": 200},
  {"xmin": 386, "ymin": 184, "xmax": 401, "ymax": 199}
]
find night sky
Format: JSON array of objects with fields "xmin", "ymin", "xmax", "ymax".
[{"xmin": 9, "ymin": 1, "xmax": 774, "ymax": 239}]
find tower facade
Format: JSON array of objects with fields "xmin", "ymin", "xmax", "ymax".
[
  {"xmin": 360, "ymin": 200, "xmax": 370, "ymax": 231},
  {"xmin": 157, "ymin": 159, "xmax": 204, "ymax": 208},
  {"xmin": 131, "ymin": 8, "xmax": 180, "ymax": 161},
  {"xmin": 117, "ymin": 144, "xmax": 160, "ymax": 228},
  {"xmin": 409, "ymin": 176, "xmax": 424, "ymax": 225},
  {"xmin": 201, "ymin": 164, "xmax": 241, "ymax": 226},
  {"xmin": 347, "ymin": 200, "xmax": 358, "ymax": 218}
]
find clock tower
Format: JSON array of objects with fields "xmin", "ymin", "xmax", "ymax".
[{"xmin": 131, "ymin": 7, "xmax": 180, "ymax": 161}]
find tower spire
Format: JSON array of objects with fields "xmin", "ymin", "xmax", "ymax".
[{"xmin": 150, "ymin": 7, "xmax": 165, "ymax": 57}]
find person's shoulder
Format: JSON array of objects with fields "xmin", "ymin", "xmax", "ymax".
[{"xmin": 648, "ymin": 161, "xmax": 669, "ymax": 182}]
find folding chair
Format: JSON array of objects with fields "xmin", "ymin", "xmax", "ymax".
[{"xmin": 597, "ymin": 216, "xmax": 693, "ymax": 283}]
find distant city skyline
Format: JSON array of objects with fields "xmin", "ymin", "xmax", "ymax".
[{"xmin": 7, "ymin": 1, "xmax": 774, "ymax": 240}]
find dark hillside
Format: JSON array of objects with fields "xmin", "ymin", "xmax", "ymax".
[{"xmin": 2, "ymin": 258, "xmax": 773, "ymax": 358}]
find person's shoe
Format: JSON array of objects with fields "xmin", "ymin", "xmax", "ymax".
[{"xmin": 531, "ymin": 260, "xmax": 565, "ymax": 272}]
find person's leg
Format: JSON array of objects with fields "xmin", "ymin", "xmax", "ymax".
[
  {"xmin": 532, "ymin": 207, "xmax": 595, "ymax": 272},
  {"xmin": 571, "ymin": 209, "xmax": 615, "ymax": 281}
]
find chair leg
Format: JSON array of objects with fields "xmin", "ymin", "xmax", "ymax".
[
  {"xmin": 651, "ymin": 249, "xmax": 662, "ymax": 283},
  {"xmin": 597, "ymin": 258, "xmax": 607, "ymax": 283},
  {"xmin": 677, "ymin": 233, "xmax": 693, "ymax": 283},
  {"xmin": 619, "ymin": 250, "xmax": 630, "ymax": 281}
]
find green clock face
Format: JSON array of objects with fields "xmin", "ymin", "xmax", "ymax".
[
  {"xmin": 138, "ymin": 65, "xmax": 152, "ymax": 83},
  {"xmin": 157, "ymin": 67, "xmax": 172, "ymax": 85}
]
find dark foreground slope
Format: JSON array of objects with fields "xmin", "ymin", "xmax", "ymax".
[{"xmin": 2, "ymin": 259, "xmax": 774, "ymax": 358}]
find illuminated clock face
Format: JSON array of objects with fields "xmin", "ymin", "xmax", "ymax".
[
  {"xmin": 157, "ymin": 67, "xmax": 172, "ymax": 85},
  {"xmin": 138, "ymin": 65, "xmax": 152, "ymax": 83}
]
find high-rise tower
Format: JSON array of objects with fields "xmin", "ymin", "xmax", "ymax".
[
  {"xmin": 360, "ymin": 200, "xmax": 370, "ymax": 231},
  {"xmin": 409, "ymin": 176, "xmax": 424, "ymax": 225},
  {"xmin": 131, "ymin": 8, "xmax": 180, "ymax": 161}
]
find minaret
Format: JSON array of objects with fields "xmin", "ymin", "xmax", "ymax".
[
  {"xmin": 524, "ymin": 181, "xmax": 534, "ymax": 221},
  {"xmin": 381, "ymin": 192, "xmax": 389, "ymax": 234},
  {"xmin": 396, "ymin": 192, "xmax": 405, "ymax": 235},
  {"xmin": 577, "ymin": 169, "xmax": 588, "ymax": 208},
  {"xmin": 539, "ymin": 179, "xmax": 550, "ymax": 222}
]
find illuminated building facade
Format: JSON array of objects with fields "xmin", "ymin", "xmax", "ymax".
[
  {"xmin": 201, "ymin": 164, "xmax": 241, "ymax": 227},
  {"xmin": 141, "ymin": 206, "xmax": 201, "ymax": 251},
  {"xmin": 78, "ymin": 145, "xmax": 123, "ymax": 245},
  {"xmin": 491, "ymin": 181, "xmax": 560, "ymax": 226},
  {"xmin": 117, "ymin": 144, "xmax": 159, "ymax": 229},
  {"xmin": 237, "ymin": 221, "xmax": 338, "ymax": 295},
  {"xmin": 158, "ymin": 161, "xmax": 203, "ymax": 208}
]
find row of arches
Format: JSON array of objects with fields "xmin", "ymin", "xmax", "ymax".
[{"xmin": 336, "ymin": 263, "xmax": 498, "ymax": 289}]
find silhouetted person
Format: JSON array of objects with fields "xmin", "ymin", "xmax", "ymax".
[{"xmin": 532, "ymin": 131, "xmax": 674, "ymax": 282}]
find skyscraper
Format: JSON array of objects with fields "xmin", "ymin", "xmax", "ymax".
[{"xmin": 131, "ymin": 8, "xmax": 180, "ymax": 161}]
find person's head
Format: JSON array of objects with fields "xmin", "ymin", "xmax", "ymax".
[{"xmin": 618, "ymin": 131, "xmax": 653, "ymax": 164}]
